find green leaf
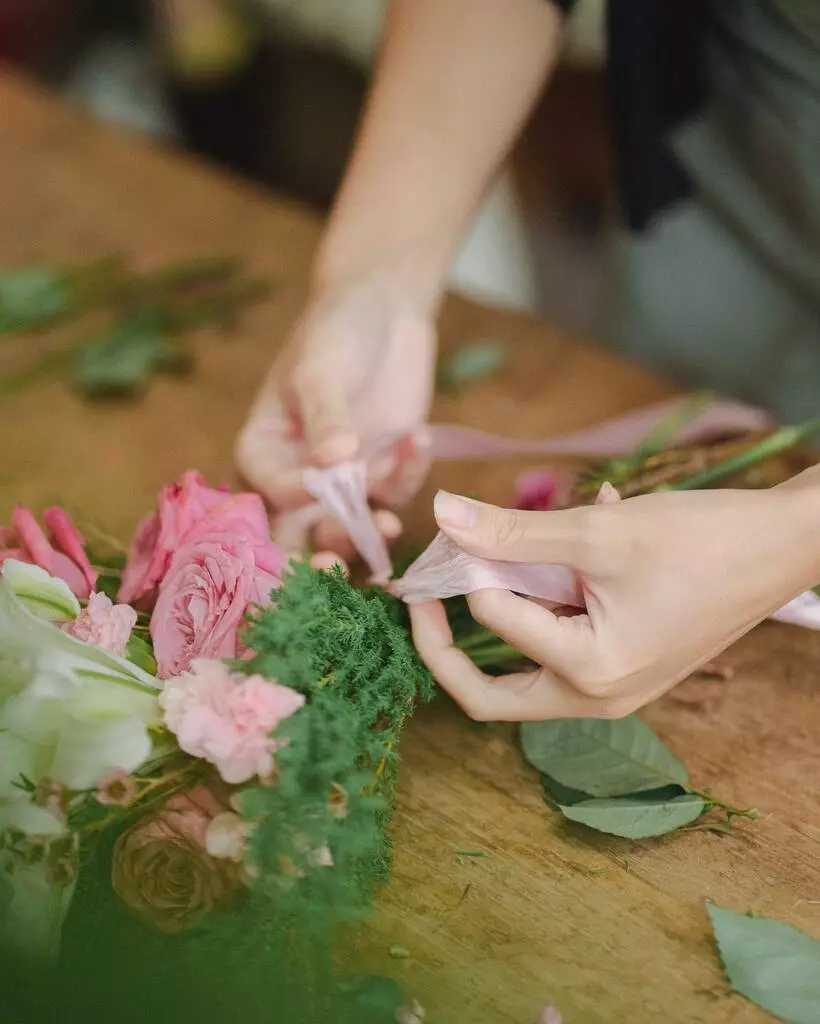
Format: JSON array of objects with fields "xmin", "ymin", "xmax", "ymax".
[
  {"xmin": 708, "ymin": 904, "xmax": 820, "ymax": 1024},
  {"xmin": 0, "ymin": 267, "xmax": 71, "ymax": 332},
  {"xmin": 520, "ymin": 716, "xmax": 688, "ymax": 797},
  {"xmin": 559, "ymin": 791, "xmax": 705, "ymax": 838},
  {"xmin": 437, "ymin": 340, "xmax": 508, "ymax": 393},
  {"xmin": 94, "ymin": 574, "xmax": 122, "ymax": 602},
  {"xmin": 126, "ymin": 634, "xmax": 157, "ymax": 675},
  {"xmin": 541, "ymin": 773, "xmax": 593, "ymax": 809},
  {"xmin": 74, "ymin": 312, "xmax": 189, "ymax": 398}
]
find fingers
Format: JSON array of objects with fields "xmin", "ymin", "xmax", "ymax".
[
  {"xmin": 433, "ymin": 491, "xmax": 601, "ymax": 570},
  {"xmin": 235, "ymin": 399, "xmax": 313, "ymax": 510},
  {"xmin": 465, "ymin": 589, "xmax": 594, "ymax": 679},
  {"xmin": 285, "ymin": 549, "xmax": 351, "ymax": 575},
  {"xmin": 275, "ymin": 508, "xmax": 402, "ymax": 566},
  {"xmin": 290, "ymin": 362, "xmax": 359, "ymax": 465},
  {"xmin": 408, "ymin": 602, "xmax": 599, "ymax": 722},
  {"xmin": 369, "ymin": 435, "xmax": 431, "ymax": 507},
  {"xmin": 312, "ymin": 509, "xmax": 402, "ymax": 559}
]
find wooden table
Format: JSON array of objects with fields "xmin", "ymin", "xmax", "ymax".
[{"xmin": 1, "ymin": 73, "xmax": 818, "ymax": 1024}]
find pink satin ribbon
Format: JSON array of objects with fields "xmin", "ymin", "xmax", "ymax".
[{"xmin": 284, "ymin": 396, "xmax": 820, "ymax": 630}]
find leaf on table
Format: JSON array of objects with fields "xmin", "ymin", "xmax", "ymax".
[
  {"xmin": 0, "ymin": 267, "xmax": 71, "ymax": 332},
  {"xmin": 559, "ymin": 791, "xmax": 705, "ymax": 839},
  {"xmin": 708, "ymin": 903, "xmax": 820, "ymax": 1024},
  {"xmin": 541, "ymin": 773, "xmax": 593, "ymax": 810},
  {"xmin": 74, "ymin": 312, "xmax": 190, "ymax": 397},
  {"xmin": 437, "ymin": 340, "xmax": 508, "ymax": 392},
  {"xmin": 520, "ymin": 717, "xmax": 689, "ymax": 797}
]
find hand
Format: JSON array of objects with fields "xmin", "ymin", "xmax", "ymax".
[
  {"xmin": 235, "ymin": 270, "xmax": 437, "ymax": 560},
  {"xmin": 409, "ymin": 480, "xmax": 820, "ymax": 721}
]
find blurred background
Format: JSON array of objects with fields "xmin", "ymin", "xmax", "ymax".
[{"xmin": 1, "ymin": 0, "xmax": 610, "ymax": 332}]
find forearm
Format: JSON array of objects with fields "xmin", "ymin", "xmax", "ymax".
[
  {"xmin": 313, "ymin": 0, "xmax": 565, "ymax": 310},
  {"xmin": 771, "ymin": 463, "xmax": 820, "ymax": 585}
]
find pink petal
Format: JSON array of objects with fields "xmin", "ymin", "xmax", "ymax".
[
  {"xmin": 0, "ymin": 549, "xmax": 31, "ymax": 565},
  {"xmin": 390, "ymin": 531, "xmax": 582, "ymax": 607},
  {"xmin": 51, "ymin": 551, "xmax": 92, "ymax": 599},
  {"xmin": 42, "ymin": 506, "xmax": 97, "ymax": 595},
  {"xmin": 118, "ymin": 512, "xmax": 161, "ymax": 604},
  {"xmin": 0, "ymin": 526, "xmax": 20, "ymax": 549},
  {"xmin": 11, "ymin": 506, "xmax": 56, "ymax": 573},
  {"xmin": 516, "ymin": 468, "xmax": 567, "ymax": 512}
]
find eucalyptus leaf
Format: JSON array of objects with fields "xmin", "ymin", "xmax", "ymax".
[
  {"xmin": 0, "ymin": 267, "xmax": 71, "ymax": 332},
  {"xmin": 708, "ymin": 904, "xmax": 820, "ymax": 1024},
  {"xmin": 559, "ymin": 792, "xmax": 705, "ymax": 839},
  {"xmin": 438, "ymin": 340, "xmax": 508, "ymax": 392},
  {"xmin": 521, "ymin": 717, "xmax": 688, "ymax": 797},
  {"xmin": 74, "ymin": 312, "xmax": 189, "ymax": 397},
  {"xmin": 541, "ymin": 774, "xmax": 592, "ymax": 810}
]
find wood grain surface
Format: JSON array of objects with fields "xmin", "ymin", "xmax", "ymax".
[{"xmin": 1, "ymin": 73, "xmax": 818, "ymax": 1024}]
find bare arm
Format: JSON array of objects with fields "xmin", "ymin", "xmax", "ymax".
[{"xmin": 314, "ymin": 0, "xmax": 566, "ymax": 310}]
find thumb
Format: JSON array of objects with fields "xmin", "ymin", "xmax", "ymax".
[
  {"xmin": 290, "ymin": 363, "xmax": 359, "ymax": 465},
  {"xmin": 433, "ymin": 490, "xmax": 596, "ymax": 569}
]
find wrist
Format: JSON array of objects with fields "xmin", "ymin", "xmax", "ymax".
[{"xmin": 311, "ymin": 229, "xmax": 449, "ymax": 317}]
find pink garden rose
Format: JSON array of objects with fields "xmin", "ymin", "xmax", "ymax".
[
  {"xmin": 160, "ymin": 658, "xmax": 305, "ymax": 784},
  {"xmin": 150, "ymin": 528, "xmax": 283, "ymax": 678},
  {"xmin": 119, "ymin": 470, "xmax": 279, "ymax": 607},
  {"xmin": 112, "ymin": 786, "xmax": 241, "ymax": 934},
  {"xmin": 0, "ymin": 505, "xmax": 97, "ymax": 598},
  {"xmin": 64, "ymin": 591, "xmax": 137, "ymax": 656}
]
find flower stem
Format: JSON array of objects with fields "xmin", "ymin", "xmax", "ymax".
[{"xmin": 668, "ymin": 416, "xmax": 820, "ymax": 491}]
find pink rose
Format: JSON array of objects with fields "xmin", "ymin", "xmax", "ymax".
[
  {"xmin": 0, "ymin": 505, "xmax": 97, "ymax": 598},
  {"xmin": 120, "ymin": 470, "xmax": 280, "ymax": 608},
  {"xmin": 159, "ymin": 658, "xmax": 305, "ymax": 784},
  {"xmin": 150, "ymin": 529, "xmax": 282, "ymax": 678},
  {"xmin": 112, "ymin": 786, "xmax": 241, "ymax": 934},
  {"xmin": 119, "ymin": 470, "xmax": 231, "ymax": 607},
  {"xmin": 64, "ymin": 591, "xmax": 137, "ymax": 655}
]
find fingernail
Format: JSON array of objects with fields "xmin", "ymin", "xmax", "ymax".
[{"xmin": 434, "ymin": 490, "xmax": 478, "ymax": 530}]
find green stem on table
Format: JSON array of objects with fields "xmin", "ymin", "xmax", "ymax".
[
  {"xmin": 689, "ymin": 786, "xmax": 760, "ymax": 822},
  {"xmin": 668, "ymin": 416, "xmax": 820, "ymax": 491}
]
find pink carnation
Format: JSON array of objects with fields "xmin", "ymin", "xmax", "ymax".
[
  {"xmin": 150, "ymin": 529, "xmax": 282, "ymax": 679},
  {"xmin": 160, "ymin": 659, "xmax": 305, "ymax": 784},
  {"xmin": 0, "ymin": 506, "xmax": 97, "ymax": 598},
  {"xmin": 64, "ymin": 591, "xmax": 137, "ymax": 656},
  {"xmin": 119, "ymin": 470, "xmax": 279, "ymax": 608}
]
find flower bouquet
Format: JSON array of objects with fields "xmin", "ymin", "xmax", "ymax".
[
  {"xmin": 0, "ymin": 473, "xmax": 439, "ymax": 1023},
  {"xmin": 3, "ymin": 393, "xmax": 820, "ymax": 1024}
]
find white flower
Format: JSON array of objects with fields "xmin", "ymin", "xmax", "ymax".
[
  {"xmin": 0, "ymin": 572, "xmax": 160, "ymax": 805},
  {"xmin": 1, "ymin": 560, "xmax": 80, "ymax": 622}
]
